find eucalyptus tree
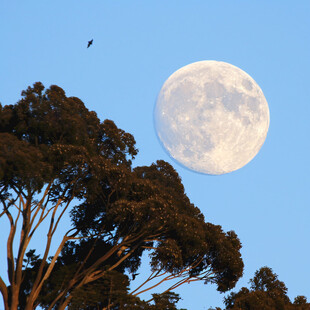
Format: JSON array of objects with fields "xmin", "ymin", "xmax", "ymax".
[
  {"xmin": 0, "ymin": 83, "xmax": 244, "ymax": 309},
  {"xmin": 223, "ymin": 267, "xmax": 309, "ymax": 310}
]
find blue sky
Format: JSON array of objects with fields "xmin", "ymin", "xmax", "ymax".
[{"xmin": 1, "ymin": 1, "xmax": 310, "ymax": 309}]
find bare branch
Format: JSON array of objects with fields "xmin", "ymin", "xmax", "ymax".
[
  {"xmin": 5, "ymin": 202, "xmax": 16, "ymax": 286},
  {"xmin": 28, "ymin": 207, "xmax": 54, "ymax": 239},
  {"xmin": 29, "ymin": 235, "xmax": 70, "ymax": 309},
  {"xmin": 130, "ymin": 269, "xmax": 164, "ymax": 295},
  {"xmin": 51, "ymin": 196, "xmax": 74, "ymax": 236},
  {"xmin": 28, "ymin": 181, "xmax": 54, "ymax": 232},
  {"xmin": 0, "ymin": 276, "xmax": 9, "ymax": 310},
  {"xmin": 5, "ymin": 197, "xmax": 22, "ymax": 212},
  {"xmin": 26, "ymin": 194, "xmax": 73, "ymax": 307},
  {"xmin": 133, "ymin": 257, "xmax": 206, "ymax": 298}
]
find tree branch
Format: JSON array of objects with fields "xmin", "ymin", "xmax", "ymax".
[
  {"xmin": 25, "ymin": 194, "xmax": 74, "ymax": 309},
  {"xmin": 130, "ymin": 270, "xmax": 164, "ymax": 295},
  {"xmin": 27, "ymin": 235, "xmax": 70, "ymax": 310},
  {"xmin": 3, "ymin": 200, "xmax": 16, "ymax": 287},
  {"xmin": 133, "ymin": 257, "xmax": 206, "ymax": 298},
  {"xmin": 0, "ymin": 276, "xmax": 9, "ymax": 310}
]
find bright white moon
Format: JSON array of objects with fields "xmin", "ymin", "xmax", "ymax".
[{"xmin": 154, "ymin": 61, "xmax": 270, "ymax": 175}]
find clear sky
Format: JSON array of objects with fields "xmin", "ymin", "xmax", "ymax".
[{"xmin": 1, "ymin": 1, "xmax": 310, "ymax": 309}]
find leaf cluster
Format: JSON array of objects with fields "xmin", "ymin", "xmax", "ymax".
[
  {"xmin": 0, "ymin": 82, "xmax": 137, "ymax": 199},
  {"xmin": 70, "ymin": 159, "xmax": 244, "ymax": 291},
  {"xmin": 222, "ymin": 267, "xmax": 310, "ymax": 310}
]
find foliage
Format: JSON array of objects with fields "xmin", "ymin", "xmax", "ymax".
[
  {"xmin": 0, "ymin": 83, "xmax": 243, "ymax": 310},
  {"xmin": 220, "ymin": 267, "xmax": 310, "ymax": 310}
]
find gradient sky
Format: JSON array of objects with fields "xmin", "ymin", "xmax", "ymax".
[{"xmin": 1, "ymin": 1, "xmax": 310, "ymax": 309}]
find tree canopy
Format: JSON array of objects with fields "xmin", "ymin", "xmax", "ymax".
[
  {"xmin": 209, "ymin": 267, "xmax": 310, "ymax": 310},
  {"xmin": 0, "ymin": 83, "xmax": 244, "ymax": 309}
]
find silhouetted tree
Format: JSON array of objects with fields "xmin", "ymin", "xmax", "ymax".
[
  {"xmin": 0, "ymin": 83, "xmax": 244, "ymax": 309},
  {"xmin": 292, "ymin": 296, "xmax": 310, "ymax": 310},
  {"xmin": 219, "ymin": 267, "xmax": 310, "ymax": 310}
]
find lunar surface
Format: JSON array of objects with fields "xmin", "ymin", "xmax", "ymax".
[{"xmin": 154, "ymin": 61, "xmax": 270, "ymax": 175}]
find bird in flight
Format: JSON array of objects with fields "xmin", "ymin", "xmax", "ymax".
[{"xmin": 87, "ymin": 39, "xmax": 93, "ymax": 48}]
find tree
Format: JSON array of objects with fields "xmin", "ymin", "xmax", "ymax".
[
  {"xmin": 221, "ymin": 267, "xmax": 310, "ymax": 310},
  {"xmin": 292, "ymin": 296, "xmax": 310, "ymax": 310},
  {"xmin": 0, "ymin": 83, "xmax": 244, "ymax": 309}
]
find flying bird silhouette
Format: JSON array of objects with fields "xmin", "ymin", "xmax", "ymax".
[{"xmin": 87, "ymin": 39, "xmax": 93, "ymax": 48}]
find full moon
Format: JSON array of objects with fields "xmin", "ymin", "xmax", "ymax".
[{"xmin": 154, "ymin": 61, "xmax": 270, "ymax": 175}]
